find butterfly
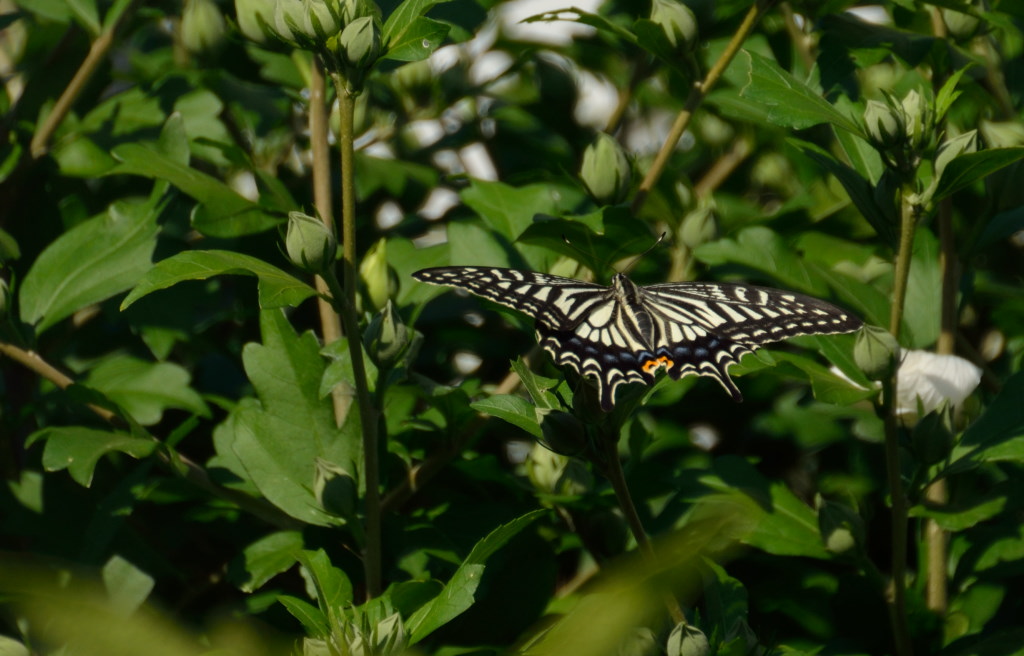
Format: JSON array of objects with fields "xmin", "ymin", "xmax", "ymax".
[{"xmin": 413, "ymin": 266, "xmax": 863, "ymax": 411}]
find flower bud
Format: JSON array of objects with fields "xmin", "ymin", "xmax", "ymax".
[
  {"xmin": 854, "ymin": 325, "xmax": 900, "ymax": 381},
  {"xmin": 525, "ymin": 442, "xmax": 592, "ymax": 496},
  {"xmin": 313, "ymin": 458, "xmax": 357, "ymax": 520},
  {"xmin": 339, "ymin": 0, "xmax": 379, "ymax": 23},
  {"xmin": 935, "ymin": 129, "xmax": 978, "ymax": 179},
  {"xmin": 286, "ymin": 211, "xmax": 337, "ymax": 272},
  {"xmin": 274, "ymin": 0, "xmax": 342, "ymax": 49},
  {"xmin": 181, "ymin": 0, "xmax": 227, "ymax": 56},
  {"xmin": 910, "ymin": 407, "xmax": 954, "ymax": 465},
  {"xmin": 339, "ymin": 15, "xmax": 380, "ymax": 71},
  {"xmin": 580, "ymin": 133, "xmax": 631, "ymax": 205},
  {"xmin": 900, "ymin": 89, "xmax": 932, "ymax": 150},
  {"xmin": 650, "ymin": 0, "xmax": 698, "ymax": 52},
  {"xmin": 363, "ymin": 300, "xmax": 411, "ymax": 368},
  {"xmin": 942, "ymin": 7, "xmax": 981, "ymax": 41},
  {"xmin": 818, "ymin": 498, "xmax": 864, "ymax": 556},
  {"xmin": 358, "ymin": 238, "xmax": 392, "ymax": 310},
  {"xmin": 667, "ymin": 623, "xmax": 710, "ymax": 656},
  {"xmin": 235, "ymin": 0, "xmax": 277, "ymax": 44},
  {"xmin": 679, "ymin": 203, "xmax": 715, "ymax": 249},
  {"xmin": 863, "ymin": 99, "xmax": 904, "ymax": 150}
]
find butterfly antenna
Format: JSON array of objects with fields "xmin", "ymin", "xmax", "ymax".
[{"xmin": 621, "ymin": 232, "xmax": 667, "ymax": 275}]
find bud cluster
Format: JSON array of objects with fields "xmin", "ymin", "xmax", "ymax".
[
  {"xmin": 234, "ymin": 0, "xmax": 382, "ymax": 85},
  {"xmin": 863, "ymin": 89, "xmax": 934, "ymax": 159}
]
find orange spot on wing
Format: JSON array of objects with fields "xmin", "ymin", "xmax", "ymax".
[{"xmin": 642, "ymin": 356, "xmax": 674, "ymax": 374}]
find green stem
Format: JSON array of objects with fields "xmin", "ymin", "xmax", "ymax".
[
  {"xmin": 883, "ymin": 187, "xmax": 917, "ymax": 656},
  {"xmin": 329, "ymin": 73, "xmax": 382, "ymax": 599},
  {"xmin": 596, "ymin": 433, "xmax": 686, "ymax": 625},
  {"xmin": 631, "ymin": 1, "xmax": 769, "ymax": 215}
]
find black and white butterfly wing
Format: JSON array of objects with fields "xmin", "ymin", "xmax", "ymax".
[
  {"xmin": 412, "ymin": 266, "xmax": 610, "ymax": 328},
  {"xmin": 413, "ymin": 267, "xmax": 862, "ymax": 411},
  {"xmin": 632, "ymin": 281, "xmax": 863, "ymax": 406}
]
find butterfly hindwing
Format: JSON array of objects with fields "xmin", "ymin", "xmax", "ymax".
[{"xmin": 414, "ymin": 267, "xmax": 862, "ymax": 410}]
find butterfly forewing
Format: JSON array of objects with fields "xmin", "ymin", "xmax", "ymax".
[{"xmin": 413, "ymin": 267, "xmax": 862, "ymax": 411}]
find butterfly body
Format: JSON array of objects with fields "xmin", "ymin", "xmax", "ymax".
[{"xmin": 413, "ymin": 266, "xmax": 862, "ymax": 410}]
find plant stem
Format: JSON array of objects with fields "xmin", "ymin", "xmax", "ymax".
[
  {"xmin": 329, "ymin": 74, "xmax": 382, "ymax": 599},
  {"xmin": 30, "ymin": 3, "xmax": 137, "ymax": 159},
  {"xmin": 924, "ymin": 198, "xmax": 957, "ymax": 612},
  {"xmin": 883, "ymin": 187, "xmax": 917, "ymax": 656},
  {"xmin": 631, "ymin": 1, "xmax": 768, "ymax": 215},
  {"xmin": 310, "ymin": 60, "xmax": 350, "ymax": 425},
  {"xmin": 597, "ymin": 432, "xmax": 686, "ymax": 625}
]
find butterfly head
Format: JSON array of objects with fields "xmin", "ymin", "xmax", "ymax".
[{"xmin": 611, "ymin": 272, "xmax": 642, "ymax": 301}]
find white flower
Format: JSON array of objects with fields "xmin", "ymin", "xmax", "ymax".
[{"xmin": 896, "ymin": 350, "xmax": 981, "ymax": 420}]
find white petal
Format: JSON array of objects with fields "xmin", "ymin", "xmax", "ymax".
[{"xmin": 896, "ymin": 350, "xmax": 981, "ymax": 416}]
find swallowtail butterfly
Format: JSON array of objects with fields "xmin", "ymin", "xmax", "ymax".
[{"xmin": 413, "ymin": 267, "xmax": 862, "ymax": 411}]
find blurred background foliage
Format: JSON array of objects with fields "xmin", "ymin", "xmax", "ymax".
[{"xmin": 1, "ymin": 0, "xmax": 1024, "ymax": 654}]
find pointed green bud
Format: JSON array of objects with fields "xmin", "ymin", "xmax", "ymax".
[
  {"xmin": 286, "ymin": 211, "xmax": 337, "ymax": 272},
  {"xmin": 935, "ymin": 130, "xmax": 978, "ymax": 179},
  {"xmin": 650, "ymin": 0, "xmax": 698, "ymax": 52},
  {"xmin": 900, "ymin": 89, "xmax": 932, "ymax": 150},
  {"xmin": 339, "ymin": 15, "xmax": 380, "ymax": 71},
  {"xmin": 525, "ymin": 442, "xmax": 592, "ymax": 496},
  {"xmin": 679, "ymin": 203, "xmax": 715, "ymax": 249},
  {"xmin": 313, "ymin": 458, "xmax": 357, "ymax": 519},
  {"xmin": 854, "ymin": 325, "xmax": 900, "ymax": 381},
  {"xmin": 181, "ymin": 0, "xmax": 227, "ymax": 56},
  {"xmin": 942, "ymin": 7, "xmax": 981, "ymax": 41},
  {"xmin": 363, "ymin": 300, "xmax": 411, "ymax": 368},
  {"xmin": 863, "ymin": 99, "xmax": 904, "ymax": 150},
  {"xmin": 235, "ymin": 0, "xmax": 277, "ymax": 44},
  {"xmin": 274, "ymin": 0, "xmax": 342, "ymax": 49},
  {"xmin": 358, "ymin": 238, "xmax": 393, "ymax": 311},
  {"xmin": 580, "ymin": 133, "xmax": 631, "ymax": 205},
  {"xmin": 911, "ymin": 406, "xmax": 954, "ymax": 465},
  {"xmin": 818, "ymin": 498, "xmax": 864, "ymax": 556},
  {"xmin": 667, "ymin": 623, "xmax": 710, "ymax": 656},
  {"xmin": 371, "ymin": 612, "xmax": 407, "ymax": 655},
  {"xmin": 339, "ymin": 0, "xmax": 379, "ymax": 23}
]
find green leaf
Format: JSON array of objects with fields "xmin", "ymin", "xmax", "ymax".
[
  {"xmin": 278, "ymin": 595, "xmax": 329, "ymax": 639},
  {"xmin": 933, "ymin": 148, "xmax": 1024, "ymax": 202},
  {"xmin": 20, "ymin": 199, "xmax": 160, "ymax": 334},
  {"xmin": 767, "ymin": 351, "xmax": 877, "ymax": 406},
  {"xmin": 903, "ymin": 228, "xmax": 941, "ymax": 348},
  {"xmin": 102, "ymin": 555, "xmax": 154, "ymax": 617},
  {"xmin": 407, "ymin": 510, "xmax": 545, "ymax": 643},
  {"xmin": 510, "ymin": 358, "xmax": 561, "ymax": 410},
  {"xmin": 230, "ymin": 310, "xmax": 362, "ymax": 526},
  {"xmin": 700, "ymin": 457, "xmax": 829, "ymax": 559},
  {"xmin": 296, "ymin": 549, "xmax": 354, "ymax": 619},
  {"xmin": 471, "ymin": 395, "xmax": 543, "ymax": 439},
  {"xmin": 909, "ymin": 497, "xmax": 1005, "ymax": 531},
  {"xmin": 120, "ymin": 250, "xmax": 317, "ymax": 311},
  {"xmin": 461, "ymin": 180, "xmax": 560, "ymax": 241},
  {"xmin": 384, "ymin": 16, "xmax": 449, "ymax": 62},
  {"xmin": 231, "ymin": 531, "xmax": 304, "ymax": 593},
  {"xmin": 383, "ymin": 0, "xmax": 450, "ymax": 45},
  {"xmin": 84, "ymin": 356, "xmax": 209, "ymax": 426},
  {"xmin": 791, "ymin": 138, "xmax": 896, "ymax": 244},
  {"xmin": 693, "ymin": 226, "xmax": 829, "ymax": 296},
  {"xmin": 948, "ymin": 372, "xmax": 1024, "ymax": 473},
  {"xmin": 110, "ymin": 143, "xmax": 281, "ymax": 237},
  {"xmin": 517, "ymin": 207, "xmax": 650, "ymax": 276},
  {"xmin": 29, "ymin": 427, "xmax": 158, "ymax": 487},
  {"xmin": 739, "ymin": 50, "xmax": 862, "ymax": 135},
  {"xmin": 972, "ymin": 205, "xmax": 1024, "ymax": 253}
]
